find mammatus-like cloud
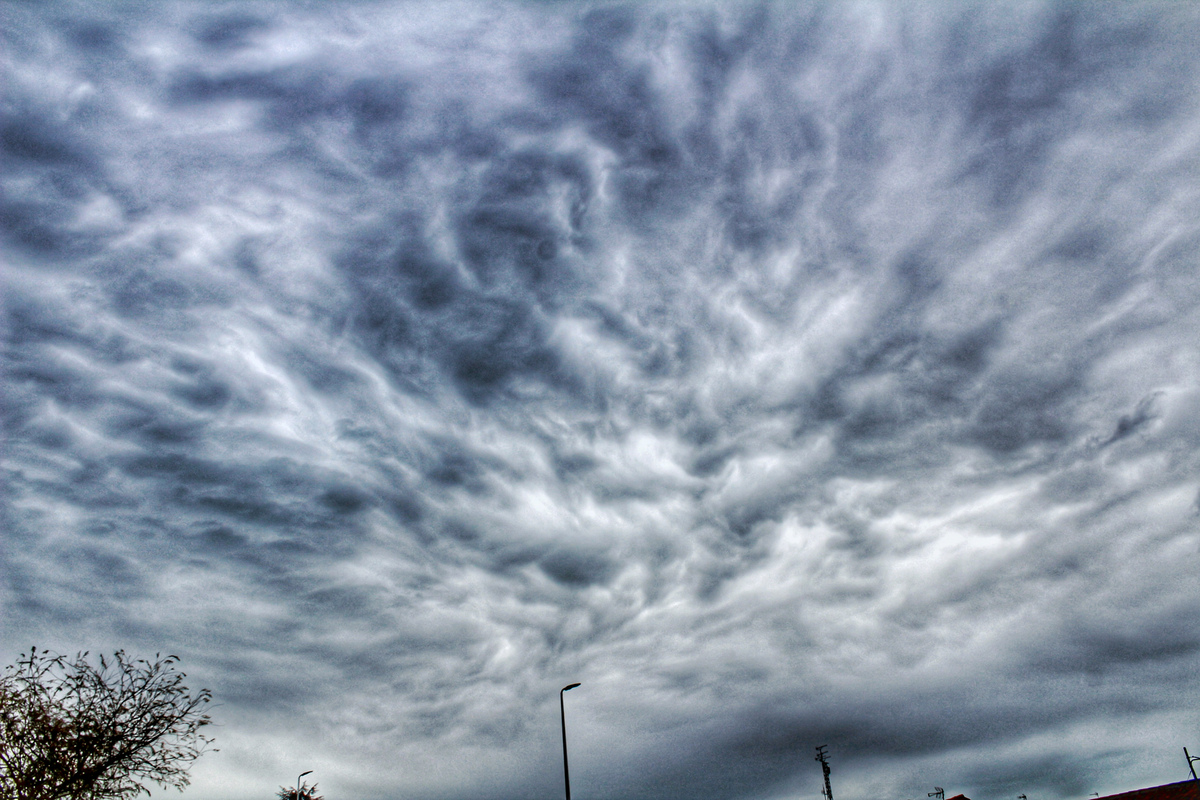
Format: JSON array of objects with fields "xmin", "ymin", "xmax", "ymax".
[{"xmin": 2, "ymin": 2, "xmax": 1199, "ymax": 800}]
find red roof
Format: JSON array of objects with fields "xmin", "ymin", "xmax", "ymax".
[{"xmin": 1096, "ymin": 780, "xmax": 1200, "ymax": 800}]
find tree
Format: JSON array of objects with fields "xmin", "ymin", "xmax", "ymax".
[
  {"xmin": 0, "ymin": 647, "xmax": 215, "ymax": 800},
  {"xmin": 276, "ymin": 781, "xmax": 324, "ymax": 800}
]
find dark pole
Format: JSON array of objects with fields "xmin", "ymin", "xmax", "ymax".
[
  {"xmin": 815, "ymin": 746, "xmax": 833, "ymax": 800},
  {"xmin": 560, "ymin": 683, "xmax": 581, "ymax": 800},
  {"xmin": 296, "ymin": 770, "xmax": 313, "ymax": 800}
]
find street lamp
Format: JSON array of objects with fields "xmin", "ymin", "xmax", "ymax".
[
  {"xmin": 560, "ymin": 683, "xmax": 581, "ymax": 800},
  {"xmin": 297, "ymin": 770, "xmax": 313, "ymax": 800}
]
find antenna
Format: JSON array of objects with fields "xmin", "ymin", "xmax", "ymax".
[
  {"xmin": 928, "ymin": 788, "xmax": 944, "ymax": 800},
  {"xmin": 1185, "ymin": 747, "xmax": 1199, "ymax": 782},
  {"xmin": 815, "ymin": 745, "xmax": 834, "ymax": 800}
]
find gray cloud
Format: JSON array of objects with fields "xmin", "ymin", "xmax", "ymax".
[{"xmin": 3, "ymin": 2, "xmax": 1200, "ymax": 800}]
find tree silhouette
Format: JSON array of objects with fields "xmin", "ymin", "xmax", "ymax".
[
  {"xmin": 277, "ymin": 781, "xmax": 324, "ymax": 800},
  {"xmin": 0, "ymin": 647, "xmax": 214, "ymax": 800}
]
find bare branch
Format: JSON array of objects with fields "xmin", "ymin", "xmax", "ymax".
[{"xmin": 0, "ymin": 648, "xmax": 216, "ymax": 800}]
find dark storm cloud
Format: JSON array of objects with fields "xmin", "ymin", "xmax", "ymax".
[{"xmin": 3, "ymin": 2, "xmax": 1200, "ymax": 800}]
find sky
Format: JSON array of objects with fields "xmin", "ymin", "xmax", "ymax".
[{"xmin": 2, "ymin": 1, "xmax": 1200, "ymax": 799}]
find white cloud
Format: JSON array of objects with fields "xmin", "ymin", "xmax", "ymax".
[{"xmin": 3, "ymin": 3, "xmax": 1199, "ymax": 800}]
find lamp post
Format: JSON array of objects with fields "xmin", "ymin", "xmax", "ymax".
[
  {"xmin": 560, "ymin": 683, "xmax": 581, "ymax": 800},
  {"xmin": 297, "ymin": 770, "xmax": 313, "ymax": 800}
]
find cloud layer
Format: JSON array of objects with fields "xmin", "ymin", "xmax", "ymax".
[{"xmin": 3, "ymin": 3, "xmax": 1200, "ymax": 800}]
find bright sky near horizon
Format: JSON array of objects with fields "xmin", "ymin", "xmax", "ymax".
[{"xmin": 2, "ymin": 2, "xmax": 1199, "ymax": 800}]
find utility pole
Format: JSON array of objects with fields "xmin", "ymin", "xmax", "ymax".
[
  {"xmin": 815, "ymin": 745, "xmax": 833, "ymax": 800},
  {"xmin": 1185, "ymin": 747, "xmax": 1199, "ymax": 781}
]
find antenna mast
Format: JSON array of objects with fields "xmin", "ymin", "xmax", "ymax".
[{"xmin": 815, "ymin": 745, "xmax": 833, "ymax": 800}]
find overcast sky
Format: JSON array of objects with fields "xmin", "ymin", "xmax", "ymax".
[{"xmin": 3, "ymin": 2, "xmax": 1200, "ymax": 800}]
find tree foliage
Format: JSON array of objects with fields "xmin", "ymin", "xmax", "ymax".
[
  {"xmin": 276, "ymin": 781, "xmax": 324, "ymax": 800},
  {"xmin": 0, "ymin": 647, "xmax": 215, "ymax": 800}
]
